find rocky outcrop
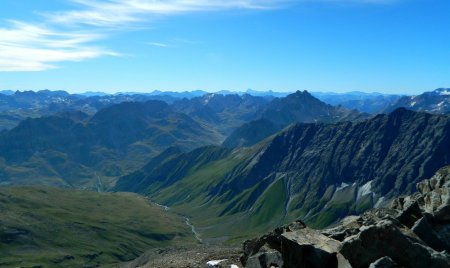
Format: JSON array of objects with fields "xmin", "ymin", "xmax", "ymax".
[
  {"xmin": 241, "ymin": 221, "xmax": 351, "ymax": 268},
  {"xmin": 368, "ymin": 257, "xmax": 397, "ymax": 268},
  {"xmin": 241, "ymin": 166, "xmax": 450, "ymax": 268}
]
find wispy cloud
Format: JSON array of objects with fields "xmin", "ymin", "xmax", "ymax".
[
  {"xmin": 42, "ymin": 0, "xmax": 400, "ymax": 30},
  {"xmin": 2, "ymin": 0, "xmax": 287, "ymax": 72},
  {"xmin": 146, "ymin": 42, "xmax": 172, "ymax": 48},
  {"xmin": 145, "ymin": 38, "xmax": 202, "ymax": 48},
  {"xmin": 0, "ymin": 21, "xmax": 115, "ymax": 71},
  {"xmin": 45, "ymin": 0, "xmax": 290, "ymax": 27},
  {"xmin": 1, "ymin": 0, "xmax": 397, "ymax": 72}
]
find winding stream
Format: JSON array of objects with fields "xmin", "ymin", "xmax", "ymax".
[
  {"xmin": 149, "ymin": 199, "xmax": 202, "ymax": 243},
  {"xmin": 185, "ymin": 217, "xmax": 203, "ymax": 243}
]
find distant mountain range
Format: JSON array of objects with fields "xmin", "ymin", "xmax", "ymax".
[
  {"xmin": 0, "ymin": 91, "xmax": 366, "ymax": 189},
  {"xmin": 0, "ymin": 89, "xmax": 408, "ymax": 132},
  {"xmin": 0, "ymin": 90, "xmax": 177, "ymax": 131},
  {"xmin": 0, "ymin": 100, "xmax": 221, "ymax": 188},
  {"xmin": 223, "ymin": 90, "xmax": 367, "ymax": 147},
  {"xmin": 312, "ymin": 91, "xmax": 403, "ymax": 114},
  {"xmin": 171, "ymin": 93, "xmax": 272, "ymax": 135},
  {"xmin": 386, "ymin": 88, "xmax": 450, "ymax": 114}
]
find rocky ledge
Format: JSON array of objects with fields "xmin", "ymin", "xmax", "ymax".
[{"xmin": 241, "ymin": 166, "xmax": 450, "ymax": 268}]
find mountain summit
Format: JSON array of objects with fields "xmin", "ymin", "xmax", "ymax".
[{"xmin": 223, "ymin": 90, "xmax": 365, "ymax": 147}]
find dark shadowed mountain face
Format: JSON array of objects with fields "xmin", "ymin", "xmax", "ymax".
[
  {"xmin": 115, "ymin": 108, "xmax": 450, "ymax": 239},
  {"xmin": 0, "ymin": 100, "xmax": 222, "ymax": 188},
  {"xmin": 386, "ymin": 88, "xmax": 450, "ymax": 114},
  {"xmin": 223, "ymin": 90, "xmax": 367, "ymax": 148},
  {"xmin": 222, "ymin": 119, "xmax": 280, "ymax": 148}
]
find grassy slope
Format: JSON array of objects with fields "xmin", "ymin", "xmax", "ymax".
[
  {"xmin": 147, "ymin": 146, "xmax": 290, "ymax": 243},
  {"xmin": 0, "ymin": 187, "xmax": 195, "ymax": 268},
  {"xmin": 141, "ymin": 144, "xmax": 371, "ymax": 242}
]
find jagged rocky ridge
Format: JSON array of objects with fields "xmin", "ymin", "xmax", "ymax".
[
  {"xmin": 115, "ymin": 108, "xmax": 450, "ymax": 239},
  {"xmin": 241, "ymin": 165, "xmax": 450, "ymax": 268}
]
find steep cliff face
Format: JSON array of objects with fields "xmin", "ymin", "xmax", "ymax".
[{"xmin": 116, "ymin": 109, "xmax": 450, "ymax": 238}]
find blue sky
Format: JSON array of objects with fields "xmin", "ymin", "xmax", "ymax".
[{"xmin": 0, "ymin": 0, "xmax": 449, "ymax": 94}]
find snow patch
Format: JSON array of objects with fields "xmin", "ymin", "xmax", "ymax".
[
  {"xmin": 203, "ymin": 93, "xmax": 216, "ymax": 104},
  {"xmin": 439, "ymin": 89, "xmax": 450, "ymax": 95},
  {"xmin": 336, "ymin": 182, "xmax": 350, "ymax": 191},
  {"xmin": 374, "ymin": 197, "xmax": 385, "ymax": 208},
  {"xmin": 357, "ymin": 180, "xmax": 373, "ymax": 200},
  {"xmin": 230, "ymin": 265, "xmax": 239, "ymax": 268},
  {"xmin": 207, "ymin": 259, "xmax": 227, "ymax": 267},
  {"xmin": 410, "ymin": 101, "xmax": 417, "ymax": 106}
]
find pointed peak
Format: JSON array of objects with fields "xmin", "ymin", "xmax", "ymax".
[{"xmin": 287, "ymin": 90, "xmax": 314, "ymax": 99}]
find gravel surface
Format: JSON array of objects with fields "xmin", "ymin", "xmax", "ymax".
[{"xmin": 122, "ymin": 245, "xmax": 243, "ymax": 268}]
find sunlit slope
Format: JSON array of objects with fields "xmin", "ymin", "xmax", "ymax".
[{"xmin": 0, "ymin": 187, "xmax": 195, "ymax": 267}]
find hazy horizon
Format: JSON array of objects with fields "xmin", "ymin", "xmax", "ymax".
[{"xmin": 0, "ymin": 87, "xmax": 422, "ymax": 96}]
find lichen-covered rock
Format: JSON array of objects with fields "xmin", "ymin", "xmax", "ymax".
[
  {"xmin": 412, "ymin": 216, "xmax": 448, "ymax": 252},
  {"xmin": 322, "ymin": 209, "xmax": 399, "ymax": 242},
  {"xmin": 416, "ymin": 166, "xmax": 450, "ymax": 215},
  {"xmin": 280, "ymin": 227, "xmax": 342, "ymax": 268},
  {"xmin": 241, "ymin": 221, "xmax": 352, "ymax": 268},
  {"xmin": 339, "ymin": 220, "xmax": 450, "ymax": 268},
  {"xmin": 392, "ymin": 166, "xmax": 450, "ymax": 251},
  {"xmin": 245, "ymin": 250, "xmax": 283, "ymax": 268}
]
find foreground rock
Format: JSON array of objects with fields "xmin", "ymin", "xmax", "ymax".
[{"xmin": 241, "ymin": 166, "xmax": 450, "ymax": 268}]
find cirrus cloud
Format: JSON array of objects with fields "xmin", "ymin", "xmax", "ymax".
[
  {"xmin": 0, "ymin": 0, "xmax": 398, "ymax": 72},
  {"xmin": 46, "ymin": 0, "xmax": 290, "ymax": 27},
  {"xmin": 0, "ymin": 20, "xmax": 116, "ymax": 71}
]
